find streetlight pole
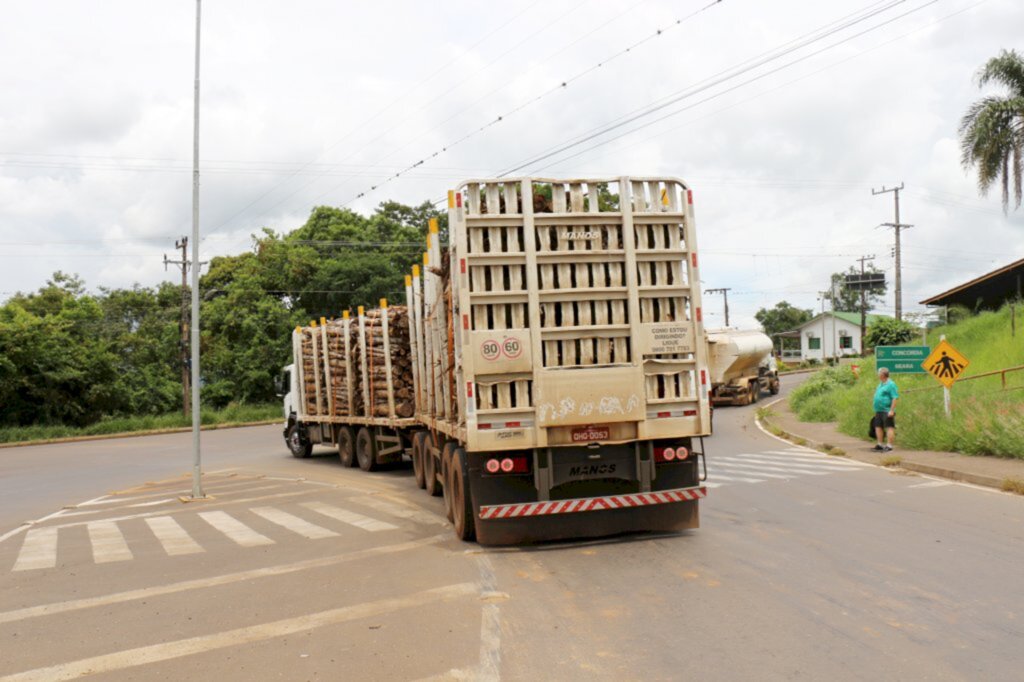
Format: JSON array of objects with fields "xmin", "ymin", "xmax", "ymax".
[
  {"xmin": 705, "ymin": 288, "xmax": 731, "ymax": 327},
  {"xmin": 190, "ymin": 0, "xmax": 204, "ymax": 500}
]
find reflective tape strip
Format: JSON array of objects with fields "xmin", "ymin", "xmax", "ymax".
[{"xmin": 478, "ymin": 486, "xmax": 706, "ymax": 520}]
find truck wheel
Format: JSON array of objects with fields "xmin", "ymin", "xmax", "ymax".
[
  {"xmin": 287, "ymin": 424, "xmax": 312, "ymax": 459},
  {"xmin": 424, "ymin": 441, "xmax": 442, "ymax": 497},
  {"xmin": 441, "ymin": 442, "xmax": 458, "ymax": 523},
  {"xmin": 337, "ymin": 426, "xmax": 356, "ymax": 467},
  {"xmin": 770, "ymin": 379, "xmax": 780, "ymax": 395},
  {"xmin": 749, "ymin": 380, "xmax": 759, "ymax": 404},
  {"xmin": 450, "ymin": 448, "xmax": 475, "ymax": 542},
  {"xmin": 411, "ymin": 431, "xmax": 428, "ymax": 489},
  {"xmin": 356, "ymin": 427, "xmax": 379, "ymax": 472}
]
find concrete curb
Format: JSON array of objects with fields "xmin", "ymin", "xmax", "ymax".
[
  {"xmin": 778, "ymin": 368, "xmax": 820, "ymax": 377},
  {"xmin": 754, "ymin": 399, "xmax": 1009, "ymax": 492},
  {"xmin": 0, "ymin": 419, "xmax": 281, "ymax": 450}
]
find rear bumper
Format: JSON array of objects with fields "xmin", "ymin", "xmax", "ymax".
[{"xmin": 478, "ymin": 485, "xmax": 706, "ymax": 520}]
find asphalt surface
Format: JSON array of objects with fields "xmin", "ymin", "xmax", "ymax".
[{"xmin": 1, "ymin": 381, "xmax": 1023, "ymax": 680}]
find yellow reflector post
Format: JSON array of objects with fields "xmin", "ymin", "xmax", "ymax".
[
  {"xmin": 405, "ymin": 275, "xmax": 412, "ymax": 286},
  {"xmin": 358, "ymin": 306, "xmax": 365, "ymax": 316},
  {"xmin": 447, "ymin": 190, "xmax": 455, "ymax": 208},
  {"xmin": 429, "ymin": 218, "xmax": 439, "ymax": 234},
  {"xmin": 412, "ymin": 264, "xmax": 420, "ymax": 277},
  {"xmin": 343, "ymin": 310, "xmax": 350, "ymax": 320},
  {"xmin": 380, "ymin": 298, "xmax": 388, "ymax": 309},
  {"xmin": 423, "ymin": 252, "xmax": 429, "ymax": 266},
  {"xmin": 319, "ymin": 316, "xmax": 326, "ymax": 326}
]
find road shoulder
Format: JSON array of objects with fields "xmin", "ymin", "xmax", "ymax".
[{"xmin": 756, "ymin": 397, "xmax": 1024, "ymax": 493}]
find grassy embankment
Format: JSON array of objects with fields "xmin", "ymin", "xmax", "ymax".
[
  {"xmin": 0, "ymin": 403, "xmax": 281, "ymax": 445},
  {"xmin": 789, "ymin": 305, "xmax": 1024, "ymax": 458}
]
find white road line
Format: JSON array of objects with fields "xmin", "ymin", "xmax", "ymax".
[
  {"xmin": 127, "ymin": 498, "xmax": 176, "ymax": 509},
  {"xmin": 715, "ymin": 457, "xmax": 853, "ymax": 474},
  {"xmin": 12, "ymin": 528, "xmax": 59, "ymax": 572},
  {"xmin": 703, "ymin": 481, "xmax": 722, "ymax": 489},
  {"xmin": 0, "ymin": 535, "xmax": 444, "ymax": 626},
  {"xmin": 250, "ymin": 507, "xmax": 339, "ymax": 539},
  {"xmin": 761, "ymin": 450, "xmax": 868, "ymax": 466},
  {"xmin": 908, "ymin": 480, "xmax": 953, "ymax": 489},
  {"xmin": 198, "ymin": 512, "xmax": 274, "ymax": 547},
  {"xmin": 87, "ymin": 521, "xmax": 133, "ymax": 564},
  {"xmin": 301, "ymin": 501, "xmax": 398, "ymax": 532},
  {"xmin": 706, "ymin": 473, "xmax": 763, "ymax": 484},
  {"xmin": 707, "ymin": 465, "xmax": 792, "ymax": 480},
  {"xmin": 0, "ymin": 583, "xmax": 478, "ymax": 682},
  {"xmin": 352, "ymin": 496, "xmax": 446, "ymax": 527},
  {"xmin": 720, "ymin": 454, "xmax": 857, "ymax": 470},
  {"xmin": 145, "ymin": 517, "xmax": 204, "ymax": 556}
]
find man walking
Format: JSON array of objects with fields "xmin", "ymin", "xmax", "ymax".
[{"xmin": 873, "ymin": 367, "xmax": 899, "ymax": 452}]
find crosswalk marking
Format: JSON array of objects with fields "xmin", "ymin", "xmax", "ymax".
[
  {"xmin": 87, "ymin": 521, "xmax": 133, "ymax": 563},
  {"xmin": 705, "ymin": 448, "xmax": 866, "ymax": 490},
  {"xmin": 250, "ymin": 507, "xmax": 339, "ymax": 539},
  {"xmin": 707, "ymin": 473, "xmax": 764, "ymax": 484},
  {"xmin": 13, "ymin": 528, "xmax": 59, "ymax": 571},
  {"xmin": 763, "ymin": 450, "xmax": 866, "ymax": 466},
  {"xmin": 352, "ymin": 496, "xmax": 446, "ymax": 527},
  {"xmin": 715, "ymin": 458, "xmax": 849, "ymax": 475},
  {"xmin": 198, "ymin": 511, "xmax": 275, "ymax": 547},
  {"xmin": 301, "ymin": 502, "xmax": 397, "ymax": 532},
  {"xmin": 145, "ymin": 517, "xmax": 204, "ymax": 556}
]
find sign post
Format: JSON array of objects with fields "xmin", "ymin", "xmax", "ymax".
[
  {"xmin": 921, "ymin": 335, "xmax": 969, "ymax": 418},
  {"xmin": 876, "ymin": 345, "xmax": 929, "ymax": 374}
]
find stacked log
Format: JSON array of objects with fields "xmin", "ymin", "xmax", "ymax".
[
  {"xmin": 324, "ymin": 322, "xmax": 355, "ymax": 416},
  {"xmin": 363, "ymin": 306, "xmax": 414, "ymax": 418},
  {"xmin": 300, "ymin": 329, "xmax": 327, "ymax": 416}
]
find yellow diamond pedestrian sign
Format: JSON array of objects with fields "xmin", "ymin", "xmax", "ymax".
[{"xmin": 922, "ymin": 339, "xmax": 969, "ymax": 389}]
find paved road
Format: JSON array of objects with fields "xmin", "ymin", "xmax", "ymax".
[{"xmin": 1, "ymin": 383, "xmax": 1022, "ymax": 680}]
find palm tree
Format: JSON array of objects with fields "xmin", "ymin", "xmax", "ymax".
[{"xmin": 958, "ymin": 49, "xmax": 1024, "ymax": 213}]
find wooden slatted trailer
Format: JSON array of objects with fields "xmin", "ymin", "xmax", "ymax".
[{"xmin": 282, "ymin": 176, "xmax": 712, "ymax": 545}]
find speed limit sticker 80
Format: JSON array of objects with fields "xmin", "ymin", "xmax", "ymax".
[{"xmin": 480, "ymin": 337, "xmax": 522, "ymax": 361}]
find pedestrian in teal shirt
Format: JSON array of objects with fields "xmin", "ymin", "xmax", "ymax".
[{"xmin": 872, "ymin": 367, "xmax": 899, "ymax": 452}]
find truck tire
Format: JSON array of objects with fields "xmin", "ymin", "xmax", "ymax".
[
  {"xmin": 749, "ymin": 380, "xmax": 759, "ymax": 404},
  {"xmin": 424, "ymin": 441, "xmax": 442, "ymax": 497},
  {"xmin": 450, "ymin": 448, "xmax": 475, "ymax": 541},
  {"xmin": 411, "ymin": 431, "xmax": 428, "ymax": 489},
  {"xmin": 356, "ymin": 427, "xmax": 379, "ymax": 472},
  {"xmin": 770, "ymin": 378, "xmax": 780, "ymax": 395},
  {"xmin": 337, "ymin": 426, "xmax": 357, "ymax": 467},
  {"xmin": 441, "ymin": 442, "xmax": 458, "ymax": 523},
  {"xmin": 287, "ymin": 424, "xmax": 312, "ymax": 459}
]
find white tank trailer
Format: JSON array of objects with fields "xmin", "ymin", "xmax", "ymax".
[{"xmin": 706, "ymin": 329, "xmax": 779, "ymax": 406}]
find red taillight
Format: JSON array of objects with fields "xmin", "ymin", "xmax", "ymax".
[
  {"xmin": 484, "ymin": 456, "xmax": 529, "ymax": 475},
  {"xmin": 655, "ymin": 445, "xmax": 689, "ymax": 463}
]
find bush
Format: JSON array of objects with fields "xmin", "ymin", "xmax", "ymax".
[
  {"xmin": 865, "ymin": 317, "xmax": 919, "ymax": 348},
  {"xmin": 789, "ymin": 366, "xmax": 858, "ymax": 421}
]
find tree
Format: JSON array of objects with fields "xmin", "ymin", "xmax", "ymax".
[
  {"xmin": 864, "ymin": 317, "xmax": 917, "ymax": 348},
  {"xmin": 755, "ymin": 301, "xmax": 813, "ymax": 350},
  {"xmin": 958, "ymin": 49, "xmax": 1024, "ymax": 212},
  {"xmin": 824, "ymin": 265, "xmax": 886, "ymax": 313}
]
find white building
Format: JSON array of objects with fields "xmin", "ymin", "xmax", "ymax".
[{"xmin": 778, "ymin": 312, "xmax": 889, "ymax": 362}]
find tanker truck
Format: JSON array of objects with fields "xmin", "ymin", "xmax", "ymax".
[{"xmin": 706, "ymin": 329, "xmax": 779, "ymax": 406}]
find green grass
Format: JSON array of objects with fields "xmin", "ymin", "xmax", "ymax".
[
  {"xmin": 790, "ymin": 304, "xmax": 1024, "ymax": 458},
  {"xmin": 0, "ymin": 403, "xmax": 281, "ymax": 445}
]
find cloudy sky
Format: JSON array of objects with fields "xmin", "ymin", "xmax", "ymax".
[{"xmin": 2, "ymin": 0, "xmax": 1021, "ymax": 327}]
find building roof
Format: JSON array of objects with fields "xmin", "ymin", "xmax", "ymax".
[
  {"xmin": 774, "ymin": 311, "xmax": 890, "ymax": 338},
  {"xmin": 919, "ymin": 257, "xmax": 1024, "ymax": 309}
]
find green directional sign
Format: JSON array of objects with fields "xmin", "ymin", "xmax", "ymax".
[{"xmin": 876, "ymin": 345, "xmax": 929, "ymax": 374}]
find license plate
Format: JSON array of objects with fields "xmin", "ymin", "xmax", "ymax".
[{"xmin": 571, "ymin": 425, "xmax": 610, "ymax": 443}]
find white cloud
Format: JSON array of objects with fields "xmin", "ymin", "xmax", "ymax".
[{"xmin": 1, "ymin": 0, "xmax": 1022, "ymax": 328}]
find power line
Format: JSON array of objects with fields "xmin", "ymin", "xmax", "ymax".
[
  {"xmin": 335, "ymin": 0, "xmax": 726, "ymax": 207},
  {"xmin": 509, "ymin": 0, "xmax": 935, "ymax": 175}
]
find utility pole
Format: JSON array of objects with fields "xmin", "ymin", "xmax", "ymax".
[
  {"xmin": 818, "ymin": 291, "xmax": 828, "ymax": 363},
  {"xmin": 189, "ymin": 0, "xmax": 204, "ymax": 500},
  {"xmin": 705, "ymin": 287, "xmax": 731, "ymax": 327},
  {"xmin": 856, "ymin": 254, "xmax": 875, "ymax": 353},
  {"xmin": 163, "ymin": 238, "xmax": 191, "ymax": 417},
  {"xmin": 872, "ymin": 183, "xmax": 912, "ymax": 322}
]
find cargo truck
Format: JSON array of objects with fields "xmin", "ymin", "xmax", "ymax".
[
  {"xmin": 282, "ymin": 177, "xmax": 711, "ymax": 545},
  {"xmin": 706, "ymin": 329, "xmax": 779, "ymax": 406}
]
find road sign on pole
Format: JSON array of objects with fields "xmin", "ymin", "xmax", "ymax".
[
  {"xmin": 922, "ymin": 339, "xmax": 969, "ymax": 389},
  {"xmin": 876, "ymin": 345, "xmax": 929, "ymax": 374}
]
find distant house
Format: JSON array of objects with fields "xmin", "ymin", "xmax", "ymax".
[
  {"xmin": 920, "ymin": 257, "xmax": 1024, "ymax": 312},
  {"xmin": 776, "ymin": 312, "xmax": 889, "ymax": 362}
]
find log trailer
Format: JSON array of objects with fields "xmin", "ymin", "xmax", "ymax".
[{"xmin": 283, "ymin": 177, "xmax": 712, "ymax": 545}]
